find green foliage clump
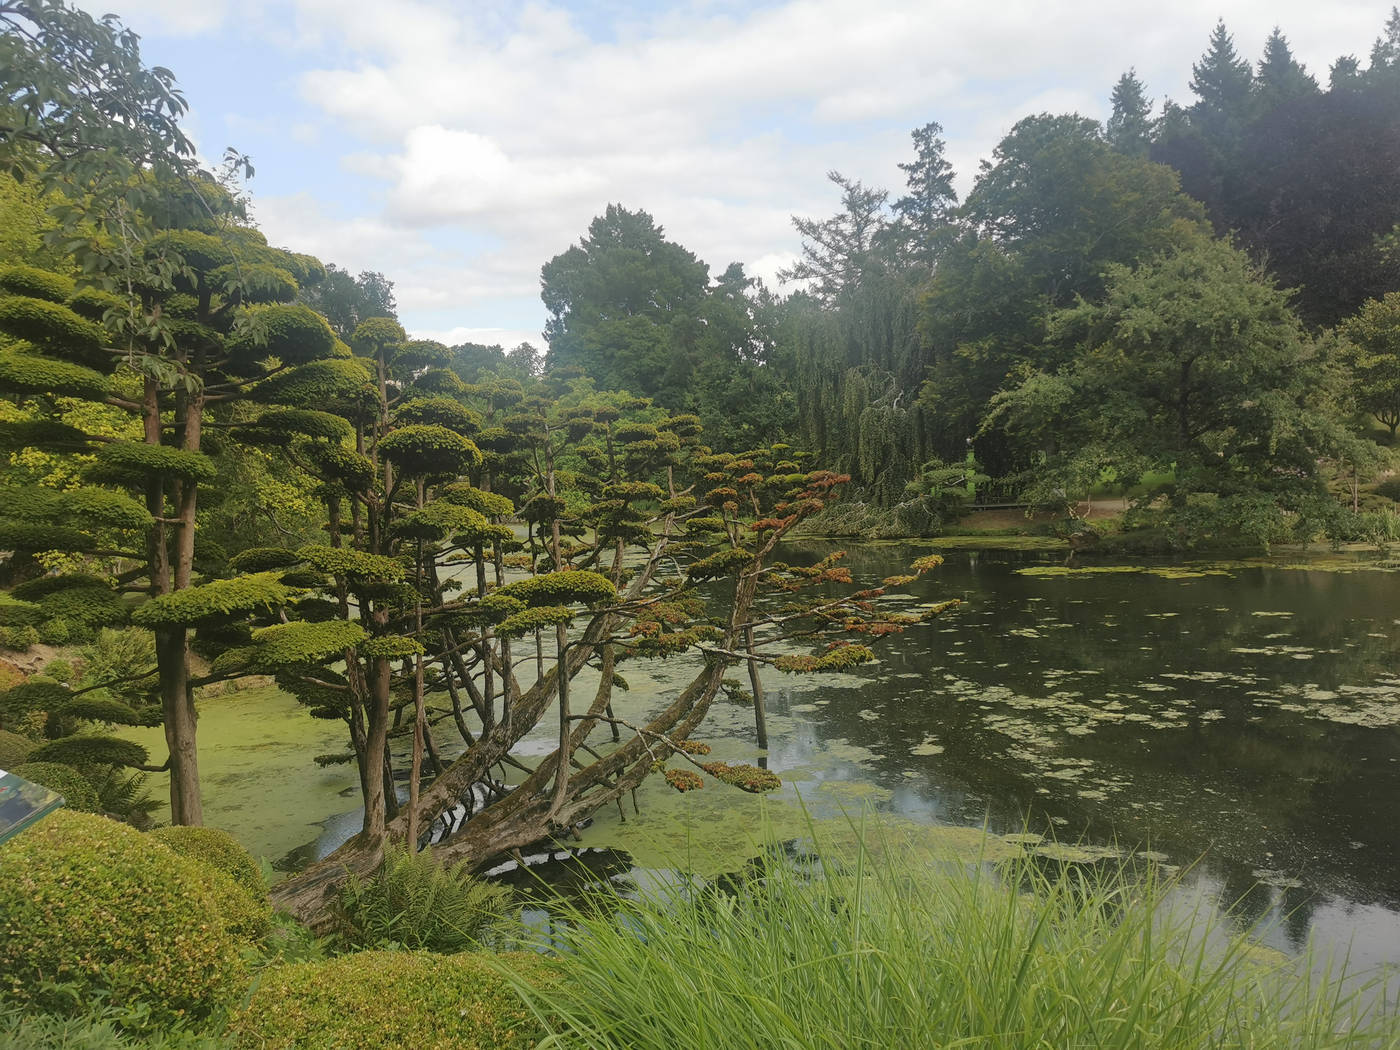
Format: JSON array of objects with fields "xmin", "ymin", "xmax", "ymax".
[
  {"xmin": 378, "ymin": 424, "xmax": 481, "ymax": 478},
  {"xmin": 87, "ymin": 442, "xmax": 217, "ymax": 484},
  {"xmin": 131, "ymin": 573, "xmax": 290, "ymax": 628},
  {"xmin": 496, "ymin": 604, "xmax": 574, "ymax": 637},
  {"xmin": 228, "ymin": 303, "xmax": 335, "ymax": 366},
  {"xmin": 0, "ymin": 519, "xmax": 95, "ymax": 553},
  {"xmin": 697, "ymin": 760, "xmax": 781, "ymax": 792},
  {"xmin": 244, "ymin": 409, "xmax": 351, "ymax": 444},
  {"xmin": 298, "ymin": 441, "xmax": 375, "ymax": 491},
  {"xmin": 333, "ymin": 843, "xmax": 512, "ymax": 953},
  {"xmin": 0, "ymin": 593, "xmax": 42, "ymax": 626},
  {"xmin": 250, "ymin": 357, "xmax": 373, "ymax": 408},
  {"xmin": 227, "ymin": 950, "xmax": 554, "ymax": 1050},
  {"xmin": 147, "ymin": 826, "xmax": 272, "ymax": 941},
  {"xmin": 225, "ymin": 547, "xmax": 301, "ymax": 573},
  {"xmin": 356, "ymin": 635, "xmax": 425, "ymax": 660},
  {"xmin": 10, "ymin": 761, "xmax": 99, "ymax": 811},
  {"xmin": 248, "ymin": 620, "xmax": 366, "ymax": 666},
  {"xmin": 686, "ymin": 546, "xmax": 753, "ymax": 581},
  {"xmin": 604, "ymin": 481, "xmax": 663, "ymax": 501},
  {"xmin": 0, "ymin": 623, "xmax": 40, "ymax": 650},
  {"xmin": 499, "ymin": 569, "xmax": 617, "ymax": 608},
  {"xmin": 773, "ymin": 644, "xmax": 875, "ymax": 673},
  {"xmin": 0, "ymin": 811, "xmax": 246, "ymax": 1026},
  {"xmin": 390, "ymin": 502, "xmax": 487, "ymax": 542},
  {"xmin": 32, "ymin": 583, "xmax": 129, "ymax": 634},
  {"xmin": 0, "ymin": 727, "xmax": 35, "ymax": 766},
  {"xmin": 0, "ymin": 677, "xmax": 70, "ymax": 723},
  {"xmin": 0, "ymin": 351, "xmax": 107, "ymax": 398},
  {"xmin": 440, "ymin": 483, "xmax": 514, "ymax": 517},
  {"xmin": 66, "ymin": 286, "xmax": 125, "ymax": 323},
  {"xmin": 0, "ymin": 418, "xmax": 96, "ymax": 451},
  {"xmin": 394, "ymin": 396, "xmax": 482, "ymax": 433},
  {"xmin": 146, "ymin": 825, "xmax": 263, "ymax": 900},
  {"xmin": 0, "ymin": 296, "xmax": 106, "ymax": 368},
  {"xmin": 297, "ymin": 544, "xmax": 403, "ymax": 582},
  {"xmin": 0, "ymin": 263, "xmax": 75, "ymax": 302},
  {"xmin": 31, "ymin": 735, "xmax": 148, "ymax": 768},
  {"xmin": 11, "ymin": 573, "xmax": 110, "ymax": 601}
]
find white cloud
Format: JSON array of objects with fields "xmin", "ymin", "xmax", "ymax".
[{"xmin": 96, "ymin": 0, "xmax": 1399, "ymax": 338}]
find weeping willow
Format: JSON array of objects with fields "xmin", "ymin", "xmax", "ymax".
[{"xmin": 776, "ymin": 268, "xmax": 934, "ymax": 505}]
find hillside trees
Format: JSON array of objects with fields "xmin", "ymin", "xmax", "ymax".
[
  {"xmin": 986, "ymin": 238, "xmax": 1347, "ymax": 545},
  {"xmin": 917, "ymin": 114, "xmax": 1210, "ymax": 470},
  {"xmin": 540, "ymin": 205, "xmax": 791, "ymax": 448},
  {"xmin": 1149, "ymin": 14, "xmax": 1400, "ymax": 327}
]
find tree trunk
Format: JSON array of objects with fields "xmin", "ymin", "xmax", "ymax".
[
  {"xmin": 156, "ymin": 625, "xmax": 200, "ymax": 825},
  {"xmin": 361, "ymin": 655, "xmax": 392, "ymax": 838},
  {"xmin": 745, "ymin": 624, "xmax": 768, "ymax": 750}
]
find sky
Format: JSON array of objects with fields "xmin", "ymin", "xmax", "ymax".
[{"xmin": 77, "ymin": 0, "xmax": 1399, "ymax": 350}]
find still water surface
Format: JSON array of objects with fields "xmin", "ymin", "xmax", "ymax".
[{"xmin": 147, "ymin": 543, "xmax": 1400, "ymax": 970}]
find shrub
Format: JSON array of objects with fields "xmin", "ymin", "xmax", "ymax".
[
  {"xmin": 0, "ymin": 624, "xmax": 40, "ymax": 651},
  {"xmin": 333, "ymin": 843, "xmax": 511, "ymax": 953},
  {"xmin": 10, "ymin": 761, "xmax": 100, "ymax": 812},
  {"xmin": 0, "ymin": 811, "xmax": 246, "ymax": 1027},
  {"xmin": 147, "ymin": 826, "xmax": 272, "ymax": 941},
  {"xmin": 0, "ymin": 727, "xmax": 34, "ymax": 765},
  {"xmin": 147, "ymin": 825, "xmax": 263, "ymax": 899},
  {"xmin": 1374, "ymin": 477, "xmax": 1400, "ymax": 502},
  {"xmin": 226, "ymin": 951, "xmax": 555, "ymax": 1050},
  {"xmin": 88, "ymin": 767, "xmax": 162, "ymax": 828}
]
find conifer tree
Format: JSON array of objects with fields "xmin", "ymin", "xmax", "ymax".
[
  {"xmin": 1106, "ymin": 69, "xmax": 1154, "ymax": 155},
  {"xmin": 1256, "ymin": 28, "xmax": 1319, "ymax": 109},
  {"xmin": 1189, "ymin": 21, "xmax": 1255, "ymax": 121},
  {"xmin": 891, "ymin": 121, "xmax": 958, "ymax": 264}
]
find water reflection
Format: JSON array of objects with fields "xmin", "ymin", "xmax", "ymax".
[{"xmin": 586, "ymin": 544, "xmax": 1400, "ymax": 970}]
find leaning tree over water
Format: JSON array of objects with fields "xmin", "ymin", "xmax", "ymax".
[{"xmin": 209, "ymin": 328, "xmax": 955, "ymax": 924}]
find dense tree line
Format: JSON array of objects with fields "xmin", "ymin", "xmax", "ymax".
[{"xmin": 536, "ymin": 11, "xmax": 1400, "ymax": 544}]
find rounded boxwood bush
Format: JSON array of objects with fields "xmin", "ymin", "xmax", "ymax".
[
  {"xmin": 9, "ymin": 761, "xmax": 99, "ymax": 812},
  {"xmin": 227, "ymin": 951, "xmax": 557, "ymax": 1050},
  {"xmin": 147, "ymin": 825, "xmax": 265, "ymax": 902},
  {"xmin": 0, "ymin": 811, "xmax": 246, "ymax": 1025}
]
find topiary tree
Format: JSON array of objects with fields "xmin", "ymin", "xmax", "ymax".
[
  {"xmin": 0, "ymin": 220, "xmax": 343, "ymax": 825},
  {"xmin": 263, "ymin": 367, "xmax": 954, "ymax": 926}
]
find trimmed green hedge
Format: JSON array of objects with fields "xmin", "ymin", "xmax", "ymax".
[
  {"xmin": 227, "ymin": 951, "xmax": 556, "ymax": 1050},
  {"xmin": 0, "ymin": 811, "xmax": 246, "ymax": 1026}
]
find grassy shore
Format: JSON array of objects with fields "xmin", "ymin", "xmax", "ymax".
[{"xmin": 509, "ymin": 827, "xmax": 1398, "ymax": 1049}]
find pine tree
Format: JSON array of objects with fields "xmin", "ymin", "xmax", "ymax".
[
  {"xmin": 1106, "ymin": 69, "xmax": 1154, "ymax": 155},
  {"xmin": 1368, "ymin": 6, "xmax": 1400, "ymax": 70},
  {"xmin": 1256, "ymin": 28, "xmax": 1319, "ymax": 108},
  {"xmin": 891, "ymin": 121, "xmax": 958, "ymax": 264},
  {"xmin": 1189, "ymin": 21, "xmax": 1255, "ymax": 119}
]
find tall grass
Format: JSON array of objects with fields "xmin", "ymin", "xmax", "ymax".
[{"xmin": 509, "ymin": 829, "xmax": 1398, "ymax": 1049}]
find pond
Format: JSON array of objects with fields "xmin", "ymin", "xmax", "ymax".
[{"xmin": 125, "ymin": 542, "xmax": 1400, "ymax": 972}]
